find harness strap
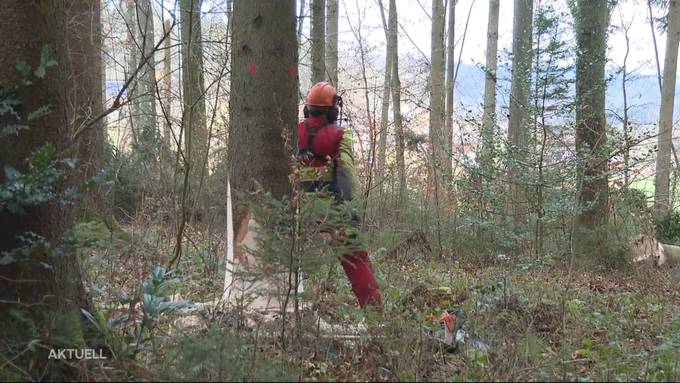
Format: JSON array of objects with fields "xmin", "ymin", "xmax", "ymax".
[{"xmin": 298, "ymin": 120, "xmax": 330, "ymax": 161}]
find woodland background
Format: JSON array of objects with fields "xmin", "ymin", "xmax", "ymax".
[{"xmin": 0, "ymin": 0, "xmax": 679, "ymax": 381}]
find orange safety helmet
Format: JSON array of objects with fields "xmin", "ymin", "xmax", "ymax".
[{"xmin": 306, "ymin": 82, "xmax": 337, "ymax": 107}]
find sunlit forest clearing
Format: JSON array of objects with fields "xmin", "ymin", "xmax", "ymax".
[{"xmin": 1, "ymin": 0, "xmax": 680, "ymax": 381}]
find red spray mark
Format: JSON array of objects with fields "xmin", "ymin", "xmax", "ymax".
[
  {"xmin": 248, "ymin": 64, "xmax": 257, "ymax": 74},
  {"xmin": 287, "ymin": 65, "xmax": 298, "ymax": 79}
]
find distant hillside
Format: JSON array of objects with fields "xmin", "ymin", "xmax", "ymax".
[{"xmin": 451, "ymin": 62, "xmax": 680, "ymax": 126}]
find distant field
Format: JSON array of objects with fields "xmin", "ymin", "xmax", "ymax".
[
  {"xmin": 629, "ymin": 176, "xmax": 680, "ymax": 207},
  {"xmin": 630, "ymin": 177, "xmax": 654, "ymax": 197}
]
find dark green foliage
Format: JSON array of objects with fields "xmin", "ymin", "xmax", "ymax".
[
  {"xmin": 656, "ymin": 210, "xmax": 680, "ymax": 245},
  {"xmin": 107, "ymin": 143, "xmax": 145, "ymax": 219}
]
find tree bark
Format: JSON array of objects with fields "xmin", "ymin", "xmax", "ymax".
[
  {"xmin": 311, "ymin": 0, "xmax": 326, "ymax": 83},
  {"xmin": 654, "ymin": 0, "xmax": 680, "ymax": 216},
  {"xmin": 137, "ymin": 0, "xmax": 159, "ymax": 166},
  {"xmin": 429, "ymin": 0, "xmax": 447, "ymax": 202},
  {"xmin": 574, "ymin": 0, "xmax": 609, "ymax": 253},
  {"xmin": 376, "ymin": 0, "xmax": 394, "ymax": 191},
  {"xmin": 163, "ymin": 18, "xmax": 173, "ymax": 149},
  {"xmin": 125, "ymin": 0, "xmax": 142, "ymax": 150},
  {"xmin": 228, "ymin": 0, "xmax": 298, "ymax": 203},
  {"xmin": 0, "ymin": 0, "xmax": 100, "ymax": 330},
  {"xmin": 180, "ymin": 0, "xmax": 208, "ymax": 207},
  {"xmin": 507, "ymin": 0, "xmax": 533, "ymax": 223},
  {"xmin": 325, "ymin": 0, "xmax": 338, "ymax": 85},
  {"xmin": 445, "ymin": 0, "xmax": 456, "ymax": 188},
  {"xmin": 391, "ymin": 0, "xmax": 407, "ymax": 207},
  {"xmin": 480, "ymin": 0, "xmax": 499, "ymax": 175}
]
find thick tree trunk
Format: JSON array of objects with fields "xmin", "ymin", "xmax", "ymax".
[
  {"xmin": 180, "ymin": 0, "xmax": 208, "ymax": 207},
  {"xmin": 325, "ymin": 0, "xmax": 338, "ymax": 85},
  {"xmin": 480, "ymin": 0, "xmax": 499, "ymax": 174},
  {"xmin": 429, "ymin": 0, "xmax": 447, "ymax": 202},
  {"xmin": 0, "ymin": 0, "xmax": 100, "ymax": 331},
  {"xmin": 507, "ymin": 0, "xmax": 533, "ymax": 224},
  {"xmin": 229, "ymin": 0, "xmax": 298, "ymax": 203},
  {"xmin": 574, "ymin": 0, "xmax": 609, "ymax": 254},
  {"xmin": 654, "ymin": 0, "xmax": 680, "ymax": 216},
  {"xmin": 311, "ymin": 0, "xmax": 326, "ymax": 83},
  {"xmin": 226, "ymin": 0, "xmax": 298, "ymax": 308}
]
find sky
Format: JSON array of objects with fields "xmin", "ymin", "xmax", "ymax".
[{"xmin": 336, "ymin": 0, "xmax": 665, "ymax": 74}]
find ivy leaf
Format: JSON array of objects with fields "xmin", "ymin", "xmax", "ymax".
[
  {"xmin": 0, "ymin": 124, "xmax": 29, "ymax": 137},
  {"xmin": 15, "ymin": 59, "xmax": 31, "ymax": 78},
  {"xmin": 27, "ymin": 105, "xmax": 50, "ymax": 121},
  {"xmin": 0, "ymin": 253, "xmax": 16, "ymax": 265},
  {"xmin": 4, "ymin": 165, "xmax": 21, "ymax": 181},
  {"xmin": 34, "ymin": 45, "xmax": 57, "ymax": 79}
]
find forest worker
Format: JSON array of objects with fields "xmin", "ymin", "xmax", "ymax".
[{"xmin": 297, "ymin": 81, "xmax": 382, "ymax": 309}]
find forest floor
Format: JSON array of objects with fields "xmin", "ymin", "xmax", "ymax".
[{"xmin": 78, "ymin": 219, "xmax": 680, "ymax": 381}]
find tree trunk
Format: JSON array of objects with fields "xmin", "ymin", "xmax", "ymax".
[
  {"xmin": 480, "ymin": 0, "xmax": 499, "ymax": 175},
  {"xmin": 445, "ymin": 0, "xmax": 456, "ymax": 191},
  {"xmin": 180, "ymin": 0, "xmax": 208, "ymax": 208},
  {"xmin": 229, "ymin": 0, "xmax": 298, "ymax": 203},
  {"xmin": 226, "ymin": 0, "xmax": 298, "ymax": 308},
  {"xmin": 0, "ymin": 0, "xmax": 101, "ymax": 361},
  {"xmin": 507, "ymin": 0, "xmax": 533, "ymax": 224},
  {"xmin": 376, "ymin": 0, "xmax": 394, "ymax": 196},
  {"xmin": 574, "ymin": 0, "xmax": 609, "ymax": 254},
  {"xmin": 311, "ymin": 0, "xmax": 326, "ymax": 83},
  {"xmin": 137, "ymin": 0, "xmax": 159, "ymax": 166},
  {"xmin": 654, "ymin": 0, "xmax": 680, "ymax": 217},
  {"xmin": 325, "ymin": 0, "xmax": 338, "ymax": 85},
  {"xmin": 125, "ymin": 0, "xmax": 142, "ymax": 150},
  {"xmin": 429, "ymin": 0, "xmax": 447, "ymax": 202},
  {"xmin": 391, "ymin": 0, "xmax": 406, "ymax": 208},
  {"xmin": 163, "ymin": 18, "xmax": 173, "ymax": 149}
]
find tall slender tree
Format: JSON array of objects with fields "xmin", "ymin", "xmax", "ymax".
[
  {"xmin": 391, "ymin": 0, "xmax": 406, "ymax": 207},
  {"xmin": 376, "ymin": 0, "xmax": 395, "ymax": 193},
  {"xmin": 480, "ymin": 0, "xmax": 500, "ymax": 175},
  {"xmin": 162, "ymin": 18, "xmax": 173, "ymax": 149},
  {"xmin": 507, "ymin": 0, "xmax": 533, "ymax": 223},
  {"xmin": 326, "ymin": 0, "xmax": 338, "ymax": 85},
  {"xmin": 573, "ymin": 0, "xmax": 609, "ymax": 254},
  {"xmin": 445, "ymin": 0, "xmax": 456, "ymax": 188},
  {"xmin": 430, "ymin": 0, "xmax": 447, "ymax": 201},
  {"xmin": 180, "ymin": 0, "xmax": 208, "ymax": 207},
  {"xmin": 133, "ymin": 0, "xmax": 160, "ymax": 168},
  {"xmin": 654, "ymin": 0, "xmax": 680, "ymax": 216},
  {"xmin": 311, "ymin": 0, "xmax": 326, "ymax": 83}
]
